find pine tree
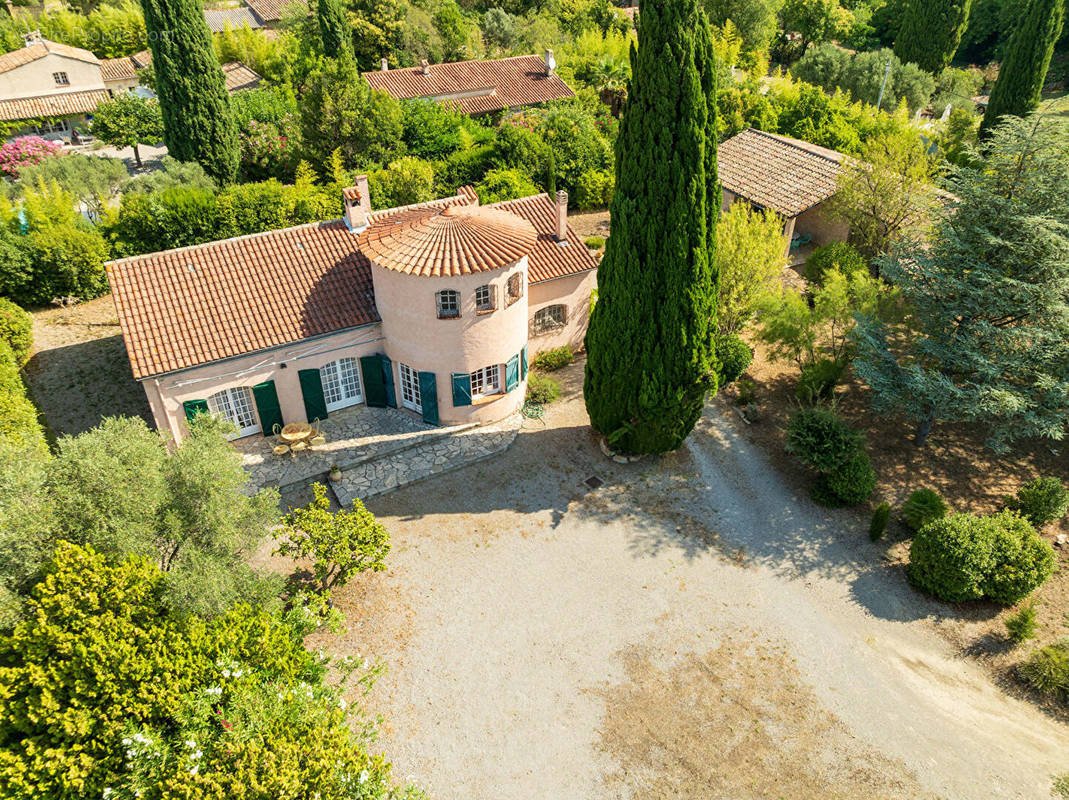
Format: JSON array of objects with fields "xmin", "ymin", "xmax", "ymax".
[
  {"xmin": 893, "ymin": 0, "xmax": 972, "ymax": 73},
  {"xmin": 851, "ymin": 113, "xmax": 1069, "ymax": 451},
  {"xmin": 141, "ymin": 0, "xmax": 239, "ymax": 185},
  {"xmin": 583, "ymin": 0, "xmax": 719, "ymax": 454},
  {"xmin": 980, "ymin": 0, "xmax": 1065, "ymax": 137},
  {"xmin": 317, "ymin": 0, "xmax": 352, "ymax": 59}
]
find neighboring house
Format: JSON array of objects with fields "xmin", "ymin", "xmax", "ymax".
[
  {"xmin": 717, "ymin": 128, "xmax": 850, "ymax": 252},
  {"xmin": 107, "ymin": 184, "xmax": 596, "ymax": 443},
  {"xmin": 0, "ymin": 37, "xmax": 262, "ymax": 141},
  {"xmin": 204, "ymin": 0, "xmax": 309, "ymax": 32},
  {"xmin": 363, "ymin": 52, "xmax": 574, "ymax": 115}
]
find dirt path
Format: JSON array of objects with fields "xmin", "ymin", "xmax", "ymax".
[{"xmin": 318, "ymin": 363, "xmax": 1069, "ymax": 799}]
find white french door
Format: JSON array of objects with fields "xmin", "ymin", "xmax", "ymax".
[
  {"xmin": 398, "ymin": 362, "xmax": 422, "ymax": 413},
  {"xmin": 320, "ymin": 357, "xmax": 363, "ymax": 412},
  {"xmin": 207, "ymin": 386, "xmax": 260, "ymax": 438}
]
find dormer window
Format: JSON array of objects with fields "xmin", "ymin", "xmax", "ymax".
[
  {"xmin": 506, "ymin": 273, "xmax": 522, "ymax": 306},
  {"xmin": 52, "ymin": 71, "xmax": 69, "ymax": 86},
  {"xmin": 475, "ymin": 284, "xmax": 495, "ymax": 313},
  {"xmin": 436, "ymin": 289, "xmax": 460, "ymax": 319}
]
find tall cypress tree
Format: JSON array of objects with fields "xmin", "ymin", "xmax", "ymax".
[
  {"xmin": 142, "ymin": 0, "xmax": 239, "ymax": 184},
  {"xmin": 894, "ymin": 0, "xmax": 972, "ymax": 73},
  {"xmin": 317, "ymin": 0, "xmax": 352, "ymax": 59},
  {"xmin": 583, "ymin": 0, "xmax": 719, "ymax": 455},
  {"xmin": 980, "ymin": 0, "xmax": 1065, "ymax": 137}
]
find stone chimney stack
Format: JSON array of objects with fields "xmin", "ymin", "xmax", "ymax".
[
  {"xmin": 554, "ymin": 190, "xmax": 568, "ymax": 244},
  {"xmin": 343, "ymin": 175, "xmax": 371, "ymax": 233},
  {"xmin": 420, "ymin": 59, "xmax": 430, "ymax": 75},
  {"xmin": 380, "ymin": 57, "xmax": 389, "ymax": 71},
  {"xmin": 544, "ymin": 48, "xmax": 556, "ymax": 75}
]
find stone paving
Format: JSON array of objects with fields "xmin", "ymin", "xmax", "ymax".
[
  {"xmin": 331, "ymin": 413, "xmax": 522, "ymax": 505},
  {"xmin": 236, "ymin": 403, "xmax": 520, "ymax": 500}
]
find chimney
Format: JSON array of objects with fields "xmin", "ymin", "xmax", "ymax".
[
  {"xmin": 380, "ymin": 57, "xmax": 389, "ymax": 71},
  {"xmin": 343, "ymin": 175, "xmax": 371, "ymax": 233},
  {"xmin": 554, "ymin": 190, "xmax": 568, "ymax": 244},
  {"xmin": 420, "ymin": 59, "xmax": 430, "ymax": 76},
  {"xmin": 544, "ymin": 48, "xmax": 556, "ymax": 75},
  {"xmin": 21, "ymin": 30, "xmax": 42, "ymax": 47}
]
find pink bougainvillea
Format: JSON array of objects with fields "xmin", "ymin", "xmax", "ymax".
[{"xmin": 0, "ymin": 135, "xmax": 64, "ymax": 178}]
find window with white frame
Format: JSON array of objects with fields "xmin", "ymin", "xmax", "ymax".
[
  {"xmin": 533, "ymin": 304, "xmax": 567, "ymax": 334},
  {"xmin": 320, "ymin": 356, "xmax": 363, "ymax": 411},
  {"xmin": 436, "ymin": 289, "xmax": 460, "ymax": 318},
  {"xmin": 475, "ymin": 284, "xmax": 495, "ymax": 312},
  {"xmin": 398, "ymin": 362, "xmax": 422, "ymax": 412},
  {"xmin": 52, "ymin": 71, "xmax": 69, "ymax": 85},
  {"xmin": 207, "ymin": 387, "xmax": 260, "ymax": 438},
  {"xmin": 470, "ymin": 364, "xmax": 501, "ymax": 398},
  {"xmin": 506, "ymin": 274, "xmax": 523, "ymax": 306}
]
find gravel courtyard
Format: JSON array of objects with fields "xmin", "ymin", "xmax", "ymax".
[{"xmin": 310, "ymin": 361, "xmax": 1069, "ymax": 800}]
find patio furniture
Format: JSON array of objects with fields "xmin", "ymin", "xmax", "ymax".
[
  {"xmin": 280, "ymin": 421, "xmax": 313, "ymax": 442},
  {"xmin": 309, "ymin": 435, "xmax": 327, "ymax": 447},
  {"xmin": 521, "ymin": 400, "xmax": 545, "ymax": 426},
  {"xmin": 790, "ymin": 232, "xmax": 812, "ymax": 250},
  {"xmin": 289, "ymin": 440, "xmax": 309, "ymax": 458},
  {"xmin": 272, "ymin": 444, "xmax": 290, "ymax": 456}
]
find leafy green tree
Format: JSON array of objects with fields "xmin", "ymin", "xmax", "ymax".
[
  {"xmin": 705, "ymin": 0, "xmax": 782, "ymax": 53},
  {"xmin": 894, "ymin": 0, "xmax": 972, "ymax": 72},
  {"xmin": 583, "ymin": 0, "xmax": 720, "ymax": 454},
  {"xmin": 317, "ymin": 0, "xmax": 352, "ymax": 58},
  {"xmin": 16, "ymin": 153, "xmax": 128, "ymax": 224},
  {"xmin": 779, "ymin": 0, "xmax": 852, "ymax": 61},
  {"xmin": 349, "ymin": 0, "xmax": 407, "ymax": 69},
  {"xmin": 475, "ymin": 167, "xmax": 541, "ymax": 203},
  {"xmin": 279, "ymin": 483, "xmax": 390, "ymax": 592},
  {"xmin": 851, "ymin": 112, "xmax": 1069, "ymax": 449},
  {"xmin": 141, "ymin": 0, "xmax": 240, "ymax": 183},
  {"xmin": 90, "ymin": 93, "xmax": 164, "ymax": 169},
  {"xmin": 482, "ymin": 7, "xmax": 518, "ymax": 51},
  {"xmin": 979, "ymin": 0, "xmax": 1065, "ymax": 136},
  {"xmin": 715, "ymin": 200, "xmax": 785, "ymax": 335},
  {"xmin": 369, "ymin": 156, "xmax": 436, "ymax": 207},
  {"xmin": 401, "ymin": 98, "xmax": 465, "ymax": 159}
]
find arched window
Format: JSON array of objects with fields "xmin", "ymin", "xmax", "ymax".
[
  {"xmin": 436, "ymin": 289, "xmax": 460, "ymax": 319},
  {"xmin": 533, "ymin": 304, "xmax": 567, "ymax": 334},
  {"xmin": 475, "ymin": 284, "xmax": 495, "ymax": 312},
  {"xmin": 506, "ymin": 273, "xmax": 523, "ymax": 306}
]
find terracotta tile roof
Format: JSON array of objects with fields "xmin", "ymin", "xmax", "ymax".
[
  {"xmin": 246, "ymin": 0, "xmax": 309, "ymax": 22},
  {"xmin": 362, "ymin": 55, "xmax": 574, "ymax": 114},
  {"xmin": 488, "ymin": 193, "xmax": 598, "ymax": 283},
  {"xmin": 221, "ymin": 61, "xmax": 262, "ymax": 93},
  {"xmin": 100, "ymin": 56, "xmax": 138, "ymax": 82},
  {"xmin": 717, "ymin": 128, "xmax": 845, "ymax": 218},
  {"xmin": 131, "ymin": 49, "xmax": 153, "ymax": 69},
  {"xmin": 204, "ymin": 6, "xmax": 263, "ymax": 32},
  {"xmin": 0, "ymin": 39, "xmax": 100, "ymax": 74},
  {"xmin": 0, "ymin": 88, "xmax": 110, "ymax": 121}
]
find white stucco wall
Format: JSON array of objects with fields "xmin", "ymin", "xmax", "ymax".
[{"xmin": 0, "ymin": 52, "xmax": 105, "ymax": 99}]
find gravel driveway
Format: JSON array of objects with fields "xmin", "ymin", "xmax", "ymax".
[{"xmin": 313, "ymin": 362, "xmax": 1069, "ymax": 799}]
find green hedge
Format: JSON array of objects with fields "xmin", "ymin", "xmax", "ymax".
[
  {"xmin": 0, "ymin": 299, "xmax": 32, "ymax": 365},
  {"xmin": 0, "ymin": 340, "xmax": 45, "ymax": 452}
]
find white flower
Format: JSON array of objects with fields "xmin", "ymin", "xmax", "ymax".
[
  {"xmin": 185, "ymin": 739, "xmax": 197, "ymax": 749},
  {"xmin": 222, "ymin": 669, "xmax": 231, "ymax": 678},
  {"xmin": 103, "ymin": 789, "xmax": 113, "ymax": 798},
  {"xmin": 359, "ymin": 770, "xmax": 369, "ymax": 784},
  {"xmin": 204, "ymin": 686, "xmax": 223, "ymax": 697},
  {"xmin": 338, "ymin": 697, "xmax": 347, "ymax": 710},
  {"xmin": 121, "ymin": 738, "xmax": 131, "ymax": 746},
  {"xmin": 189, "ymin": 764, "xmax": 199, "ymax": 777}
]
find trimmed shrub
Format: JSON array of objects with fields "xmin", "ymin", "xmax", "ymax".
[
  {"xmin": 786, "ymin": 407, "xmax": 861, "ymax": 473},
  {"xmin": 902, "ymin": 488, "xmax": 949, "ymax": 532},
  {"xmin": 1005, "ymin": 601, "xmax": 1038, "ymax": 643},
  {"xmin": 0, "ymin": 299, "xmax": 33, "ymax": 365},
  {"xmin": 531, "ymin": 345, "xmax": 574, "ymax": 372},
  {"xmin": 907, "ymin": 513, "xmax": 995, "ymax": 602},
  {"xmin": 1007, "ymin": 476, "xmax": 1069, "ymax": 528},
  {"xmin": 1019, "ymin": 640, "xmax": 1069, "ymax": 700},
  {"xmin": 474, "ymin": 167, "xmax": 540, "ymax": 204},
  {"xmin": 584, "ymin": 235, "xmax": 606, "ymax": 250},
  {"xmin": 574, "ymin": 168, "xmax": 614, "ymax": 209},
  {"xmin": 0, "ymin": 340, "xmax": 45, "ymax": 450},
  {"xmin": 526, "ymin": 373, "xmax": 561, "ymax": 404},
  {"xmin": 795, "ymin": 357, "xmax": 846, "ymax": 404},
  {"xmin": 716, "ymin": 333, "xmax": 752, "ymax": 386},
  {"xmin": 869, "ymin": 502, "xmax": 891, "ymax": 541},
  {"xmin": 982, "ymin": 511, "xmax": 1055, "ymax": 605},
  {"xmin": 824, "ymin": 449, "xmax": 877, "ymax": 505},
  {"xmin": 803, "ymin": 240, "xmax": 868, "ymax": 285}
]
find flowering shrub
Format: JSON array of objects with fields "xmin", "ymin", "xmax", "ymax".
[
  {"xmin": 237, "ymin": 117, "xmax": 299, "ymax": 182},
  {"xmin": 0, "ymin": 136, "xmax": 63, "ymax": 178}
]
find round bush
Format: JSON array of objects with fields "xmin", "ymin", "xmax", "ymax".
[
  {"xmin": 1008, "ymin": 476, "xmax": 1069, "ymax": 528},
  {"xmin": 869, "ymin": 501, "xmax": 891, "ymax": 541},
  {"xmin": 795, "ymin": 357, "xmax": 845, "ymax": 404},
  {"xmin": 825, "ymin": 449, "xmax": 877, "ymax": 505},
  {"xmin": 907, "ymin": 513, "xmax": 995, "ymax": 602},
  {"xmin": 525, "ymin": 373, "xmax": 560, "ymax": 404},
  {"xmin": 530, "ymin": 345, "xmax": 574, "ymax": 372},
  {"xmin": 0, "ymin": 298, "xmax": 33, "ymax": 365},
  {"xmin": 803, "ymin": 241, "xmax": 868, "ymax": 285},
  {"xmin": 1019, "ymin": 641, "xmax": 1069, "ymax": 699},
  {"xmin": 716, "ymin": 333, "xmax": 752, "ymax": 386},
  {"xmin": 902, "ymin": 488, "xmax": 949, "ymax": 532},
  {"xmin": 786, "ymin": 407, "xmax": 861, "ymax": 472},
  {"xmin": 981, "ymin": 511, "xmax": 1055, "ymax": 604}
]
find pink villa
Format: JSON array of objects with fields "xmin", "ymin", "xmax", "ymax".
[{"xmin": 107, "ymin": 183, "xmax": 596, "ymax": 442}]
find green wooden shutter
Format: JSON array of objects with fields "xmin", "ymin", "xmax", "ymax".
[
  {"xmin": 252, "ymin": 380, "xmax": 284, "ymax": 436},
  {"xmin": 520, "ymin": 344, "xmax": 528, "ymax": 379},
  {"xmin": 379, "ymin": 354, "xmax": 397, "ymax": 408},
  {"xmin": 451, "ymin": 372, "xmax": 472, "ymax": 407},
  {"xmin": 298, "ymin": 368, "xmax": 329, "ymax": 422},
  {"xmin": 417, "ymin": 371, "xmax": 439, "ymax": 425},
  {"xmin": 505, "ymin": 354, "xmax": 520, "ymax": 392},
  {"xmin": 182, "ymin": 398, "xmax": 209, "ymax": 421},
  {"xmin": 360, "ymin": 356, "xmax": 387, "ymax": 407}
]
